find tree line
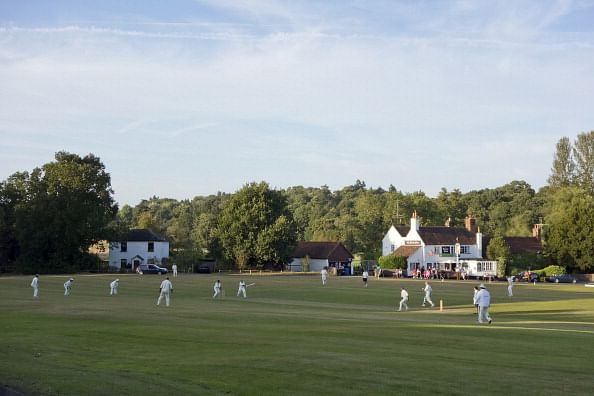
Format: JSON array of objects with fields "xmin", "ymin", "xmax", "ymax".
[{"xmin": 1, "ymin": 131, "xmax": 593, "ymax": 274}]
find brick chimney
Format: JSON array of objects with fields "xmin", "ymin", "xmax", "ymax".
[{"xmin": 465, "ymin": 216, "xmax": 477, "ymax": 233}]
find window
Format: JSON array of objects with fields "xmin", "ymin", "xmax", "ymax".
[
  {"xmin": 441, "ymin": 246, "xmax": 451, "ymax": 254},
  {"xmin": 390, "ymin": 244, "xmax": 395, "ymax": 252},
  {"xmin": 120, "ymin": 242, "xmax": 127, "ymax": 252},
  {"xmin": 148, "ymin": 242, "xmax": 154, "ymax": 252},
  {"xmin": 478, "ymin": 262, "xmax": 494, "ymax": 272},
  {"xmin": 460, "ymin": 246, "xmax": 470, "ymax": 254},
  {"xmin": 121, "ymin": 259, "xmax": 127, "ymax": 267}
]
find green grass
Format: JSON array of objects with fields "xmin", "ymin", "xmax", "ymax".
[{"xmin": 1, "ymin": 274, "xmax": 593, "ymax": 396}]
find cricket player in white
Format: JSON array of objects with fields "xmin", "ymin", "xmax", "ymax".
[
  {"xmin": 64, "ymin": 278, "xmax": 74, "ymax": 296},
  {"xmin": 31, "ymin": 274, "xmax": 39, "ymax": 298},
  {"xmin": 507, "ymin": 277, "xmax": 514, "ymax": 297},
  {"xmin": 321, "ymin": 268, "xmax": 328, "ymax": 285},
  {"xmin": 172, "ymin": 264, "xmax": 178, "ymax": 277},
  {"xmin": 362, "ymin": 270, "xmax": 369, "ymax": 287},
  {"xmin": 476, "ymin": 284, "xmax": 493, "ymax": 324},
  {"xmin": 422, "ymin": 282, "xmax": 435, "ymax": 307},
  {"xmin": 237, "ymin": 280, "xmax": 247, "ymax": 298},
  {"xmin": 398, "ymin": 287, "xmax": 409, "ymax": 311},
  {"xmin": 157, "ymin": 277, "xmax": 173, "ymax": 307},
  {"xmin": 213, "ymin": 280, "xmax": 222, "ymax": 298},
  {"xmin": 110, "ymin": 279, "xmax": 119, "ymax": 295}
]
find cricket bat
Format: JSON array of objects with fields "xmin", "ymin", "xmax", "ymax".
[{"xmin": 247, "ymin": 283, "xmax": 256, "ymax": 287}]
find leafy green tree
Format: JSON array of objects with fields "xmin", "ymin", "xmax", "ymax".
[
  {"xmin": 544, "ymin": 187, "xmax": 594, "ymax": 272},
  {"xmin": 377, "ymin": 255, "xmax": 406, "ymax": 270},
  {"xmin": 9, "ymin": 152, "xmax": 117, "ymax": 273},
  {"xmin": 573, "ymin": 131, "xmax": 594, "ymax": 195},
  {"xmin": 486, "ymin": 236, "xmax": 511, "ymax": 276},
  {"xmin": 548, "ymin": 137, "xmax": 575, "ymax": 189},
  {"xmin": 216, "ymin": 182, "xmax": 296, "ymax": 269}
]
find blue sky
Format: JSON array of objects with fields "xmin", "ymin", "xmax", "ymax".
[{"xmin": 1, "ymin": 0, "xmax": 594, "ymax": 206}]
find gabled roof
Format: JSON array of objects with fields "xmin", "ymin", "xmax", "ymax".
[
  {"xmin": 418, "ymin": 227, "xmax": 476, "ymax": 245},
  {"xmin": 126, "ymin": 229, "xmax": 168, "ymax": 242},
  {"xmin": 293, "ymin": 241, "xmax": 353, "ymax": 261},
  {"xmin": 393, "ymin": 245, "xmax": 421, "ymax": 258}
]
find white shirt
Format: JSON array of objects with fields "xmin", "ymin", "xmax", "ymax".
[
  {"xmin": 238, "ymin": 281, "xmax": 246, "ymax": 289},
  {"xmin": 172, "ymin": 264, "xmax": 177, "ymax": 270},
  {"xmin": 110, "ymin": 280, "xmax": 118, "ymax": 289},
  {"xmin": 423, "ymin": 284, "xmax": 432, "ymax": 295},
  {"xmin": 476, "ymin": 288, "xmax": 491, "ymax": 307},
  {"xmin": 363, "ymin": 271, "xmax": 369, "ymax": 279},
  {"xmin": 160, "ymin": 279, "xmax": 173, "ymax": 292},
  {"xmin": 64, "ymin": 280, "xmax": 73, "ymax": 288},
  {"xmin": 31, "ymin": 277, "xmax": 38, "ymax": 288},
  {"xmin": 401, "ymin": 289, "xmax": 409, "ymax": 299},
  {"xmin": 473, "ymin": 289, "xmax": 479, "ymax": 304},
  {"xmin": 321, "ymin": 269, "xmax": 328, "ymax": 278},
  {"xmin": 214, "ymin": 281, "xmax": 221, "ymax": 291}
]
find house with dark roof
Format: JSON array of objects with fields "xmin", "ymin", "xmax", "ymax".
[
  {"xmin": 107, "ymin": 229, "xmax": 170, "ymax": 271},
  {"xmin": 382, "ymin": 212, "xmax": 498, "ymax": 277},
  {"xmin": 288, "ymin": 241, "xmax": 353, "ymax": 272}
]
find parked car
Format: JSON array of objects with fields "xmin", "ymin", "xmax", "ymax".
[
  {"xmin": 512, "ymin": 271, "xmax": 539, "ymax": 282},
  {"xmin": 546, "ymin": 274, "xmax": 576, "ymax": 283},
  {"xmin": 136, "ymin": 264, "xmax": 168, "ymax": 275}
]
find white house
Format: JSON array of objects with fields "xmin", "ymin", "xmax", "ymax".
[
  {"xmin": 382, "ymin": 211, "xmax": 498, "ymax": 278},
  {"xmin": 108, "ymin": 229, "xmax": 169, "ymax": 271}
]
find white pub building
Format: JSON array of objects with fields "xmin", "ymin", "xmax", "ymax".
[{"xmin": 382, "ymin": 211, "xmax": 498, "ymax": 278}]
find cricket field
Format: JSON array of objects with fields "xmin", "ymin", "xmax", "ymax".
[{"xmin": 1, "ymin": 274, "xmax": 593, "ymax": 395}]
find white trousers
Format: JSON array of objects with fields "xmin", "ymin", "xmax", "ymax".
[
  {"xmin": 423, "ymin": 294, "xmax": 434, "ymax": 306},
  {"xmin": 32, "ymin": 286, "xmax": 39, "ymax": 297},
  {"xmin": 507, "ymin": 285, "xmax": 513, "ymax": 297},
  {"xmin": 237, "ymin": 287, "xmax": 246, "ymax": 298},
  {"xmin": 64, "ymin": 286, "xmax": 71, "ymax": 296},
  {"xmin": 478, "ymin": 306, "xmax": 492, "ymax": 323},
  {"xmin": 322, "ymin": 276, "xmax": 327, "ymax": 285},
  {"xmin": 399, "ymin": 298, "xmax": 408, "ymax": 311},
  {"xmin": 213, "ymin": 288, "xmax": 221, "ymax": 298},
  {"xmin": 110, "ymin": 287, "xmax": 118, "ymax": 295},
  {"xmin": 157, "ymin": 290, "xmax": 170, "ymax": 306},
  {"xmin": 173, "ymin": 269, "xmax": 178, "ymax": 277}
]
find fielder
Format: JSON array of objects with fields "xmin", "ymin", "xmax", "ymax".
[
  {"xmin": 421, "ymin": 282, "xmax": 435, "ymax": 307},
  {"xmin": 110, "ymin": 279, "xmax": 119, "ymax": 295},
  {"xmin": 157, "ymin": 277, "xmax": 173, "ymax": 307},
  {"xmin": 237, "ymin": 280, "xmax": 251, "ymax": 298},
  {"xmin": 31, "ymin": 274, "xmax": 39, "ymax": 298},
  {"xmin": 213, "ymin": 279, "xmax": 222, "ymax": 298},
  {"xmin": 362, "ymin": 269, "xmax": 369, "ymax": 287},
  {"xmin": 398, "ymin": 287, "xmax": 409, "ymax": 311},
  {"xmin": 64, "ymin": 278, "xmax": 74, "ymax": 296},
  {"xmin": 321, "ymin": 268, "xmax": 328, "ymax": 285},
  {"xmin": 507, "ymin": 276, "xmax": 514, "ymax": 297},
  {"xmin": 476, "ymin": 283, "xmax": 493, "ymax": 324},
  {"xmin": 172, "ymin": 264, "xmax": 178, "ymax": 277}
]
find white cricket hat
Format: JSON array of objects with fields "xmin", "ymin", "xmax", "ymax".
[{"xmin": 479, "ymin": 283, "xmax": 486, "ymax": 288}]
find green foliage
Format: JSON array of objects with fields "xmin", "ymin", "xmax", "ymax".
[
  {"xmin": 541, "ymin": 265, "xmax": 567, "ymax": 276},
  {"xmin": 216, "ymin": 182, "xmax": 297, "ymax": 269},
  {"xmin": 0, "ymin": 152, "xmax": 117, "ymax": 273},
  {"xmin": 544, "ymin": 187, "xmax": 594, "ymax": 272},
  {"xmin": 377, "ymin": 255, "xmax": 406, "ymax": 269}
]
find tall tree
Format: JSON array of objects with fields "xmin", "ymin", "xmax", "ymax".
[
  {"xmin": 573, "ymin": 131, "xmax": 594, "ymax": 195},
  {"xmin": 216, "ymin": 182, "xmax": 296, "ymax": 269},
  {"xmin": 9, "ymin": 152, "xmax": 117, "ymax": 273},
  {"xmin": 544, "ymin": 187, "xmax": 594, "ymax": 272},
  {"xmin": 548, "ymin": 137, "xmax": 575, "ymax": 189}
]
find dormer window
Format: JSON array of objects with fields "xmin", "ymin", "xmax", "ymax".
[
  {"xmin": 121, "ymin": 242, "xmax": 127, "ymax": 252},
  {"xmin": 148, "ymin": 242, "xmax": 154, "ymax": 252}
]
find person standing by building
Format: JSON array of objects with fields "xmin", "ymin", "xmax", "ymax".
[
  {"xmin": 237, "ymin": 280, "xmax": 247, "ymax": 298},
  {"xmin": 110, "ymin": 279, "xmax": 119, "ymax": 295},
  {"xmin": 507, "ymin": 276, "xmax": 514, "ymax": 297},
  {"xmin": 476, "ymin": 284, "xmax": 493, "ymax": 324},
  {"xmin": 398, "ymin": 287, "xmax": 409, "ymax": 311},
  {"xmin": 321, "ymin": 267, "xmax": 328, "ymax": 286},
  {"xmin": 422, "ymin": 282, "xmax": 435, "ymax": 307},
  {"xmin": 31, "ymin": 274, "xmax": 39, "ymax": 298},
  {"xmin": 213, "ymin": 279, "xmax": 222, "ymax": 298},
  {"xmin": 172, "ymin": 264, "xmax": 178, "ymax": 277},
  {"xmin": 362, "ymin": 269, "xmax": 369, "ymax": 287},
  {"xmin": 64, "ymin": 278, "xmax": 74, "ymax": 296},
  {"xmin": 157, "ymin": 277, "xmax": 173, "ymax": 307}
]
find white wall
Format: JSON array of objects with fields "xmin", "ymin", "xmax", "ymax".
[
  {"xmin": 287, "ymin": 258, "xmax": 329, "ymax": 272},
  {"xmin": 108, "ymin": 241, "xmax": 169, "ymax": 269}
]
